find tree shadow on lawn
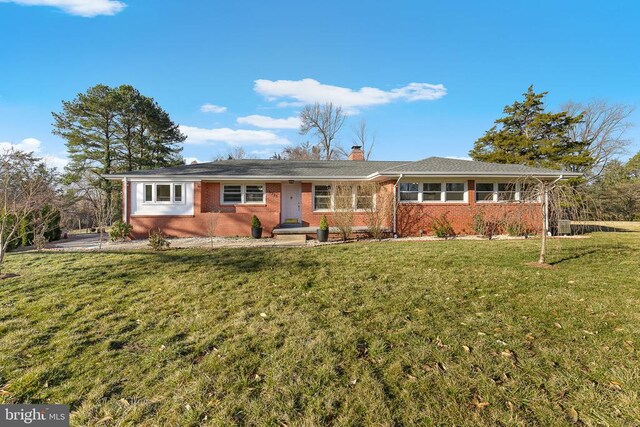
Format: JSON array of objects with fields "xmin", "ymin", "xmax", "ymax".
[{"xmin": 10, "ymin": 246, "xmax": 318, "ymax": 276}]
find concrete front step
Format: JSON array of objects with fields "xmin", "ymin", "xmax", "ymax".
[{"xmin": 274, "ymin": 234, "xmax": 308, "ymax": 242}]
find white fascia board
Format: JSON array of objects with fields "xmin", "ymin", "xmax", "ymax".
[
  {"xmin": 378, "ymin": 172, "xmax": 581, "ymax": 178},
  {"xmin": 105, "ymin": 174, "xmax": 379, "ymax": 181}
]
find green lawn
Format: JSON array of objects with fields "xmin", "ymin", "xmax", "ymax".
[{"xmin": 0, "ymin": 233, "xmax": 639, "ymax": 426}]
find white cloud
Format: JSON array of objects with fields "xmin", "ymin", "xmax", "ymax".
[
  {"xmin": 180, "ymin": 125, "xmax": 290, "ymax": 147},
  {"xmin": 0, "ymin": 0, "xmax": 125, "ymax": 17},
  {"xmin": 200, "ymin": 103, "xmax": 227, "ymax": 114},
  {"xmin": 236, "ymin": 114, "xmax": 300, "ymax": 129},
  {"xmin": 254, "ymin": 78, "xmax": 447, "ymax": 113},
  {"xmin": 184, "ymin": 157, "xmax": 201, "ymax": 164},
  {"xmin": 444, "ymin": 156, "xmax": 473, "ymax": 161},
  {"xmin": 42, "ymin": 155, "xmax": 69, "ymax": 170},
  {"xmin": 0, "ymin": 137, "xmax": 69, "ymax": 170},
  {"xmin": 0, "ymin": 137, "xmax": 42, "ymax": 153}
]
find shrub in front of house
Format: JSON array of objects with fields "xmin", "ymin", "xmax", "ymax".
[
  {"xmin": 109, "ymin": 220, "xmax": 133, "ymax": 242},
  {"xmin": 431, "ymin": 213, "xmax": 455, "ymax": 239},
  {"xmin": 148, "ymin": 229, "xmax": 170, "ymax": 251}
]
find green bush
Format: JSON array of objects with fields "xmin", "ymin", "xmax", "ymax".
[
  {"xmin": 431, "ymin": 213, "xmax": 455, "ymax": 238},
  {"xmin": 251, "ymin": 215, "xmax": 261, "ymax": 228},
  {"xmin": 42, "ymin": 205, "xmax": 62, "ymax": 242},
  {"xmin": 109, "ymin": 220, "xmax": 133, "ymax": 242},
  {"xmin": 319, "ymin": 215, "xmax": 329, "ymax": 231},
  {"xmin": 148, "ymin": 229, "xmax": 170, "ymax": 251}
]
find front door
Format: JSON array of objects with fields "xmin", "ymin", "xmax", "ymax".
[{"xmin": 281, "ymin": 182, "xmax": 302, "ymax": 224}]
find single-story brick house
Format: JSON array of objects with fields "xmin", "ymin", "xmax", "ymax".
[{"xmin": 106, "ymin": 146, "xmax": 579, "ymax": 239}]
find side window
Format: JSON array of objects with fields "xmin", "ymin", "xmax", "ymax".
[
  {"xmin": 445, "ymin": 183, "xmax": 465, "ymax": 201},
  {"xmin": 476, "ymin": 183, "xmax": 494, "ymax": 202},
  {"xmin": 144, "ymin": 184, "xmax": 153, "ymax": 202},
  {"xmin": 422, "ymin": 183, "xmax": 442, "ymax": 201},
  {"xmin": 399, "ymin": 183, "xmax": 419, "ymax": 201}
]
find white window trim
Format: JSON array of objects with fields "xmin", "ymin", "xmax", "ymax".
[
  {"xmin": 312, "ymin": 184, "xmax": 375, "ymax": 212},
  {"xmin": 312, "ymin": 184, "xmax": 332, "ymax": 212},
  {"xmin": 475, "ymin": 182, "xmax": 538, "ymax": 203},
  {"xmin": 220, "ymin": 183, "xmax": 266, "ymax": 205},
  {"xmin": 142, "ymin": 183, "xmax": 186, "ymax": 205},
  {"xmin": 399, "ymin": 181, "xmax": 468, "ymax": 204}
]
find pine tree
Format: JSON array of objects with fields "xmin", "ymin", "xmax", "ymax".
[{"xmin": 470, "ymin": 86, "xmax": 593, "ymax": 173}]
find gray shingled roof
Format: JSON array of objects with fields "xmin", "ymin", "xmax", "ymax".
[
  {"xmin": 106, "ymin": 157, "xmax": 577, "ymax": 179},
  {"xmin": 379, "ymin": 157, "xmax": 574, "ymax": 176},
  {"xmin": 108, "ymin": 159, "xmax": 409, "ymax": 178}
]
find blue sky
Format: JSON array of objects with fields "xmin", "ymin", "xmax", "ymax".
[{"xmin": 1, "ymin": 0, "xmax": 639, "ymax": 168}]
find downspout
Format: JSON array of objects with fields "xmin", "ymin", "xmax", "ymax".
[
  {"xmin": 123, "ymin": 177, "xmax": 128, "ymax": 223},
  {"xmin": 393, "ymin": 174, "xmax": 403, "ymax": 237}
]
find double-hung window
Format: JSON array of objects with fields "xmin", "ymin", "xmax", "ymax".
[
  {"xmin": 245, "ymin": 185, "xmax": 265, "ymax": 202},
  {"xmin": 475, "ymin": 183, "xmax": 495, "ymax": 202},
  {"xmin": 444, "ymin": 183, "xmax": 465, "ymax": 201},
  {"xmin": 356, "ymin": 185, "xmax": 374, "ymax": 210},
  {"xmin": 497, "ymin": 183, "xmax": 517, "ymax": 201},
  {"xmin": 313, "ymin": 185, "xmax": 332, "ymax": 210},
  {"xmin": 222, "ymin": 184, "xmax": 265, "ymax": 204},
  {"xmin": 399, "ymin": 183, "xmax": 420, "ymax": 201},
  {"xmin": 422, "ymin": 183, "xmax": 442, "ymax": 201},
  {"xmin": 519, "ymin": 183, "xmax": 539, "ymax": 202},
  {"xmin": 143, "ymin": 183, "xmax": 185, "ymax": 204}
]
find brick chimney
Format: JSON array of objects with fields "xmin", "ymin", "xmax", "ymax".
[{"xmin": 348, "ymin": 145, "xmax": 365, "ymax": 161}]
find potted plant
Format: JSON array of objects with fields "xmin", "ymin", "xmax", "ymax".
[
  {"xmin": 251, "ymin": 215, "xmax": 262, "ymax": 239},
  {"xmin": 317, "ymin": 215, "xmax": 329, "ymax": 242}
]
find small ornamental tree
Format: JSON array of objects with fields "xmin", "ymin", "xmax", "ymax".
[
  {"xmin": 0, "ymin": 150, "xmax": 59, "ymax": 272},
  {"xmin": 332, "ymin": 183, "xmax": 355, "ymax": 241},
  {"xmin": 319, "ymin": 215, "xmax": 329, "ymax": 231}
]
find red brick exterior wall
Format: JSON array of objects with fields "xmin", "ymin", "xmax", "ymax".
[
  {"xmin": 126, "ymin": 179, "xmax": 542, "ymax": 238},
  {"xmin": 129, "ymin": 182, "xmax": 281, "ymax": 238},
  {"xmin": 396, "ymin": 180, "xmax": 542, "ymax": 236}
]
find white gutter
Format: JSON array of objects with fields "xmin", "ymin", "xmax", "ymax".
[{"xmin": 392, "ymin": 174, "xmax": 404, "ymax": 236}]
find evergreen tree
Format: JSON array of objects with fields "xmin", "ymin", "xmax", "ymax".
[
  {"xmin": 470, "ymin": 86, "xmax": 592, "ymax": 173},
  {"xmin": 53, "ymin": 84, "xmax": 185, "ymax": 221},
  {"xmin": 53, "ymin": 84, "xmax": 185, "ymax": 186}
]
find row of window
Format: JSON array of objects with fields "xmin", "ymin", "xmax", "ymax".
[
  {"xmin": 399, "ymin": 182, "xmax": 466, "ymax": 202},
  {"xmin": 143, "ymin": 183, "xmax": 184, "ymax": 204},
  {"xmin": 399, "ymin": 182, "xmax": 538, "ymax": 203},
  {"xmin": 313, "ymin": 185, "xmax": 374, "ymax": 211},
  {"xmin": 222, "ymin": 184, "xmax": 265, "ymax": 204},
  {"xmin": 142, "ymin": 182, "xmax": 537, "ymax": 207}
]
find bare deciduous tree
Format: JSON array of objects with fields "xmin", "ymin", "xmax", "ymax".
[
  {"xmin": 332, "ymin": 183, "xmax": 355, "ymax": 241},
  {"xmin": 0, "ymin": 150, "xmax": 59, "ymax": 271},
  {"xmin": 352, "ymin": 119, "xmax": 376, "ymax": 160},
  {"xmin": 67, "ymin": 172, "xmax": 115, "ymax": 250},
  {"xmin": 206, "ymin": 212, "xmax": 220, "ymax": 249},
  {"xmin": 359, "ymin": 182, "xmax": 393, "ymax": 240},
  {"xmin": 299, "ymin": 103, "xmax": 346, "ymax": 160},
  {"xmin": 518, "ymin": 177, "xmax": 600, "ymax": 265},
  {"xmin": 278, "ymin": 141, "xmax": 323, "ymax": 160},
  {"xmin": 213, "ymin": 147, "xmax": 255, "ymax": 161},
  {"xmin": 564, "ymin": 100, "xmax": 634, "ymax": 179}
]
